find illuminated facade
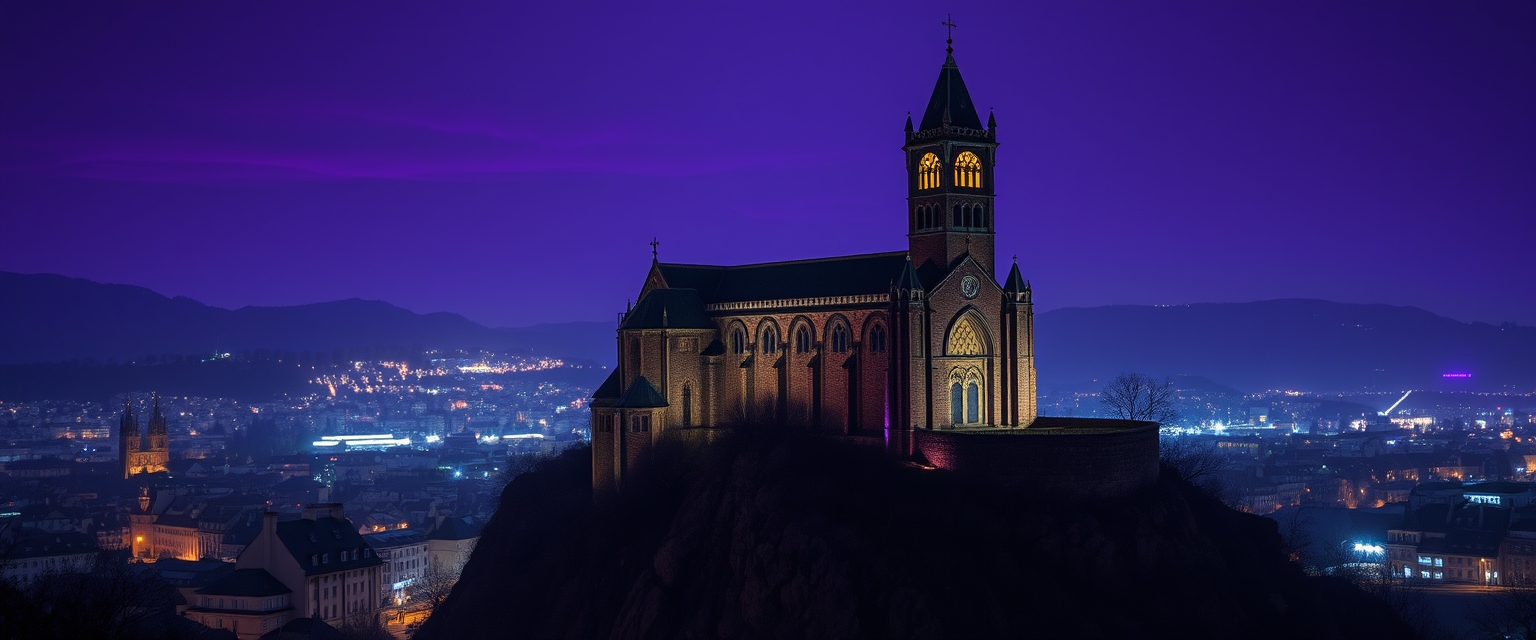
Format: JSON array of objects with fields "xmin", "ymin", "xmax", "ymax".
[
  {"xmin": 119, "ymin": 395, "xmax": 169, "ymax": 478},
  {"xmin": 591, "ymin": 43, "xmax": 1037, "ymax": 491}
]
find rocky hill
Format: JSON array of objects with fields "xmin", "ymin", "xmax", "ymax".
[{"xmin": 417, "ymin": 430, "xmax": 1413, "ymax": 639}]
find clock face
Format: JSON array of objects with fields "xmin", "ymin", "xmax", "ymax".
[{"xmin": 960, "ymin": 275, "xmax": 980, "ymax": 299}]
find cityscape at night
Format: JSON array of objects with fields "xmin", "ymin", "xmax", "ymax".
[{"xmin": 2, "ymin": 2, "xmax": 1533, "ymax": 638}]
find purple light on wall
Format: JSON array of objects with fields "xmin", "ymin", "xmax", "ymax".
[{"xmin": 1442, "ymin": 373, "xmax": 1472, "ymax": 378}]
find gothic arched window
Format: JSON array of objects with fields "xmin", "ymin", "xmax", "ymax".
[
  {"xmin": 967, "ymin": 382, "xmax": 980, "ymax": 423},
  {"xmin": 955, "ymin": 151, "xmax": 982, "ymax": 188},
  {"xmin": 762, "ymin": 326, "xmax": 779, "ymax": 355},
  {"xmin": 946, "ymin": 316, "xmax": 987, "ymax": 356},
  {"xmin": 951, "ymin": 382, "xmax": 964, "ymax": 424},
  {"xmin": 869, "ymin": 324, "xmax": 887, "ymax": 353},
  {"xmin": 918, "ymin": 153, "xmax": 941, "ymax": 190},
  {"xmin": 682, "ymin": 384, "xmax": 692, "ymax": 427},
  {"xmin": 731, "ymin": 328, "xmax": 746, "ymax": 355},
  {"xmin": 795, "ymin": 327, "xmax": 812, "ymax": 354},
  {"xmin": 952, "ymin": 204, "xmax": 961, "ymax": 228},
  {"xmin": 830, "ymin": 324, "xmax": 850, "ymax": 353}
]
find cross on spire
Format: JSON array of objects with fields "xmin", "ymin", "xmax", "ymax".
[
  {"xmin": 649, "ymin": 237, "xmax": 659, "ymax": 261},
  {"xmin": 942, "ymin": 14, "xmax": 957, "ymax": 53}
]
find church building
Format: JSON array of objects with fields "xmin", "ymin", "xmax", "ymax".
[
  {"xmin": 591, "ymin": 40, "xmax": 1036, "ymax": 492},
  {"xmin": 121, "ymin": 395, "xmax": 169, "ymax": 478}
]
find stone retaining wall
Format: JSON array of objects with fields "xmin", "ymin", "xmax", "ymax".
[{"xmin": 913, "ymin": 418, "xmax": 1160, "ymax": 499}]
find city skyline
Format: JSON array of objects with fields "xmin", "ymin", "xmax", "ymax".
[{"xmin": 3, "ymin": 2, "xmax": 1533, "ymax": 328}]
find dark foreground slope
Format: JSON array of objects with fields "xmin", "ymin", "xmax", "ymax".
[{"xmin": 420, "ymin": 431, "xmax": 1413, "ymax": 639}]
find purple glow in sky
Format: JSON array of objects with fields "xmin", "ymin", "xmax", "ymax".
[{"xmin": 2, "ymin": 2, "xmax": 1533, "ymax": 327}]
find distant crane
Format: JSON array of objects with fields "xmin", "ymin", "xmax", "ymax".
[{"xmin": 1379, "ymin": 390, "xmax": 1413, "ymax": 416}]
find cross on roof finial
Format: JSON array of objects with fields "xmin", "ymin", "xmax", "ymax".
[
  {"xmin": 649, "ymin": 237, "xmax": 659, "ymax": 261},
  {"xmin": 942, "ymin": 14, "xmax": 957, "ymax": 53}
]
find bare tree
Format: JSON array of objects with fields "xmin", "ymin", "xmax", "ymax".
[
  {"xmin": 338, "ymin": 609, "xmax": 394, "ymax": 640},
  {"xmin": 1099, "ymin": 372, "xmax": 1179, "ymax": 424},
  {"xmin": 411, "ymin": 558, "xmax": 460, "ymax": 618},
  {"xmin": 1467, "ymin": 578, "xmax": 1536, "ymax": 640},
  {"xmin": 1159, "ymin": 436, "xmax": 1235, "ymax": 506}
]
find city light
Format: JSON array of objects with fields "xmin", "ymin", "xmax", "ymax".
[{"xmin": 1353, "ymin": 543, "xmax": 1384, "ymax": 555}]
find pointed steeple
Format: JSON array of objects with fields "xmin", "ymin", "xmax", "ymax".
[
  {"xmin": 893, "ymin": 255, "xmax": 923, "ymax": 296},
  {"xmin": 918, "ymin": 50, "xmax": 983, "ymax": 131},
  {"xmin": 119, "ymin": 397, "xmax": 139, "ymax": 436},
  {"xmin": 904, "ymin": 112, "xmax": 913, "ymax": 133},
  {"xmin": 987, "ymin": 108, "xmax": 996, "ymax": 130},
  {"xmin": 1002, "ymin": 258, "xmax": 1027, "ymax": 297},
  {"xmin": 149, "ymin": 393, "xmax": 167, "ymax": 435}
]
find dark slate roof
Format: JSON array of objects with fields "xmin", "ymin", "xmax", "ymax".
[
  {"xmin": 426, "ymin": 516, "xmax": 482, "ymax": 541},
  {"xmin": 7, "ymin": 531, "xmax": 96, "ymax": 559},
  {"xmin": 894, "ymin": 256, "xmax": 922, "ymax": 292},
  {"xmin": 657, "ymin": 251, "xmax": 907, "ymax": 304},
  {"xmin": 593, "ymin": 370, "xmax": 622, "ymax": 400},
  {"xmin": 622, "ymin": 288, "xmax": 714, "ymax": 330},
  {"xmin": 1002, "ymin": 260, "xmax": 1027, "ymax": 295},
  {"xmin": 196, "ymin": 568, "xmax": 292, "ymax": 597},
  {"xmin": 260, "ymin": 617, "xmax": 345, "ymax": 640},
  {"xmin": 361, "ymin": 528, "xmax": 428, "ymax": 549},
  {"xmin": 1465, "ymin": 482, "xmax": 1532, "ymax": 495},
  {"xmin": 152, "ymin": 558, "xmax": 237, "ymax": 588},
  {"xmin": 613, "ymin": 377, "xmax": 668, "ymax": 409},
  {"xmin": 1419, "ymin": 530, "xmax": 1505, "ymax": 557},
  {"xmin": 700, "ymin": 339, "xmax": 725, "ymax": 356},
  {"xmin": 918, "ymin": 53, "xmax": 983, "ymax": 131},
  {"xmin": 275, "ymin": 516, "xmax": 383, "ymax": 576}
]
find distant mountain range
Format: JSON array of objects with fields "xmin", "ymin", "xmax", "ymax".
[
  {"xmin": 2, "ymin": 271, "xmax": 1532, "ymax": 393},
  {"xmin": 0, "ymin": 271, "xmax": 614, "ymax": 365}
]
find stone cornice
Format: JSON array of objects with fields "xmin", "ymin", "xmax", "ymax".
[{"xmin": 705, "ymin": 293, "xmax": 889, "ymax": 313}]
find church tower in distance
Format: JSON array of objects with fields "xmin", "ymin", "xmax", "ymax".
[
  {"xmin": 120, "ymin": 394, "xmax": 169, "ymax": 479},
  {"xmin": 904, "ymin": 38, "xmax": 999, "ymax": 277}
]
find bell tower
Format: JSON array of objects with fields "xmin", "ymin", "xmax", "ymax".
[{"xmin": 905, "ymin": 33, "xmax": 999, "ymax": 278}]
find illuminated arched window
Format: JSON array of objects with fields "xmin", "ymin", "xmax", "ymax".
[
  {"xmin": 948, "ymin": 365, "xmax": 986, "ymax": 425},
  {"xmin": 967, "ymin": 382, "xmax": 980, "ymax": 423},
  {"xmin": 954, "ymin": 151, "xmax": 982, "ymax": 188},
  {"xmin": 946, "ymin": 316, "xmax": 987, "ymax": 356},
  {"xmin": 795, "ymin": 327, "xmax": 812, "ymax": 354},
  {"xmin": 918, "ymin": 153, "xmax": 941, "ymax": 190},
  {"xmin": 830, "ymin": 324, "xmax": 850, "ymax": 353},
  {"xmin": 869, "ymin": 324, "xmax": 887, "ymax": 353},
  {"xmin": 762, "ymin": 326, "xmax": 778, "ymax": 355},
  {"xmin": 731, "ymin": 328, "xmax": 746, "ymax": 355}
]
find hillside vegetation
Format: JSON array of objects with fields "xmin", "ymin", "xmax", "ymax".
[{"xmin": 418, "ymin": 429, "xmax": 1413, "ymax": 639}]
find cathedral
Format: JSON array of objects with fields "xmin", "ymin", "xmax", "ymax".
[
  {"xmin": 590, "ymin": 41, "xmax": 1036, "ymax": 492},
  {"xmin": 120, "ymin": 395, "xmax": 169, "ymax": 478}
]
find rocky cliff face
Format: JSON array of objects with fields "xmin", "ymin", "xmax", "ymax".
[{"xmin": 419, "ymin": 432, "xmax": 1412, "ymax": 639}]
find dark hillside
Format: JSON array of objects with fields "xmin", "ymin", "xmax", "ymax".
[{"xmin": 419, "ymin": 431, "xmax": 1413, "ymax": 639}]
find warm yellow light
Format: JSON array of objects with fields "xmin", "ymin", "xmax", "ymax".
[{"xmin": 136, "ymin": 536, "xmax": 144, "ymax": 542}]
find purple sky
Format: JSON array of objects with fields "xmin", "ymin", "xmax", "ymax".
[{"xmin": 3, "ymin": 1, "xmax": 1533, "ymax": 328}]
